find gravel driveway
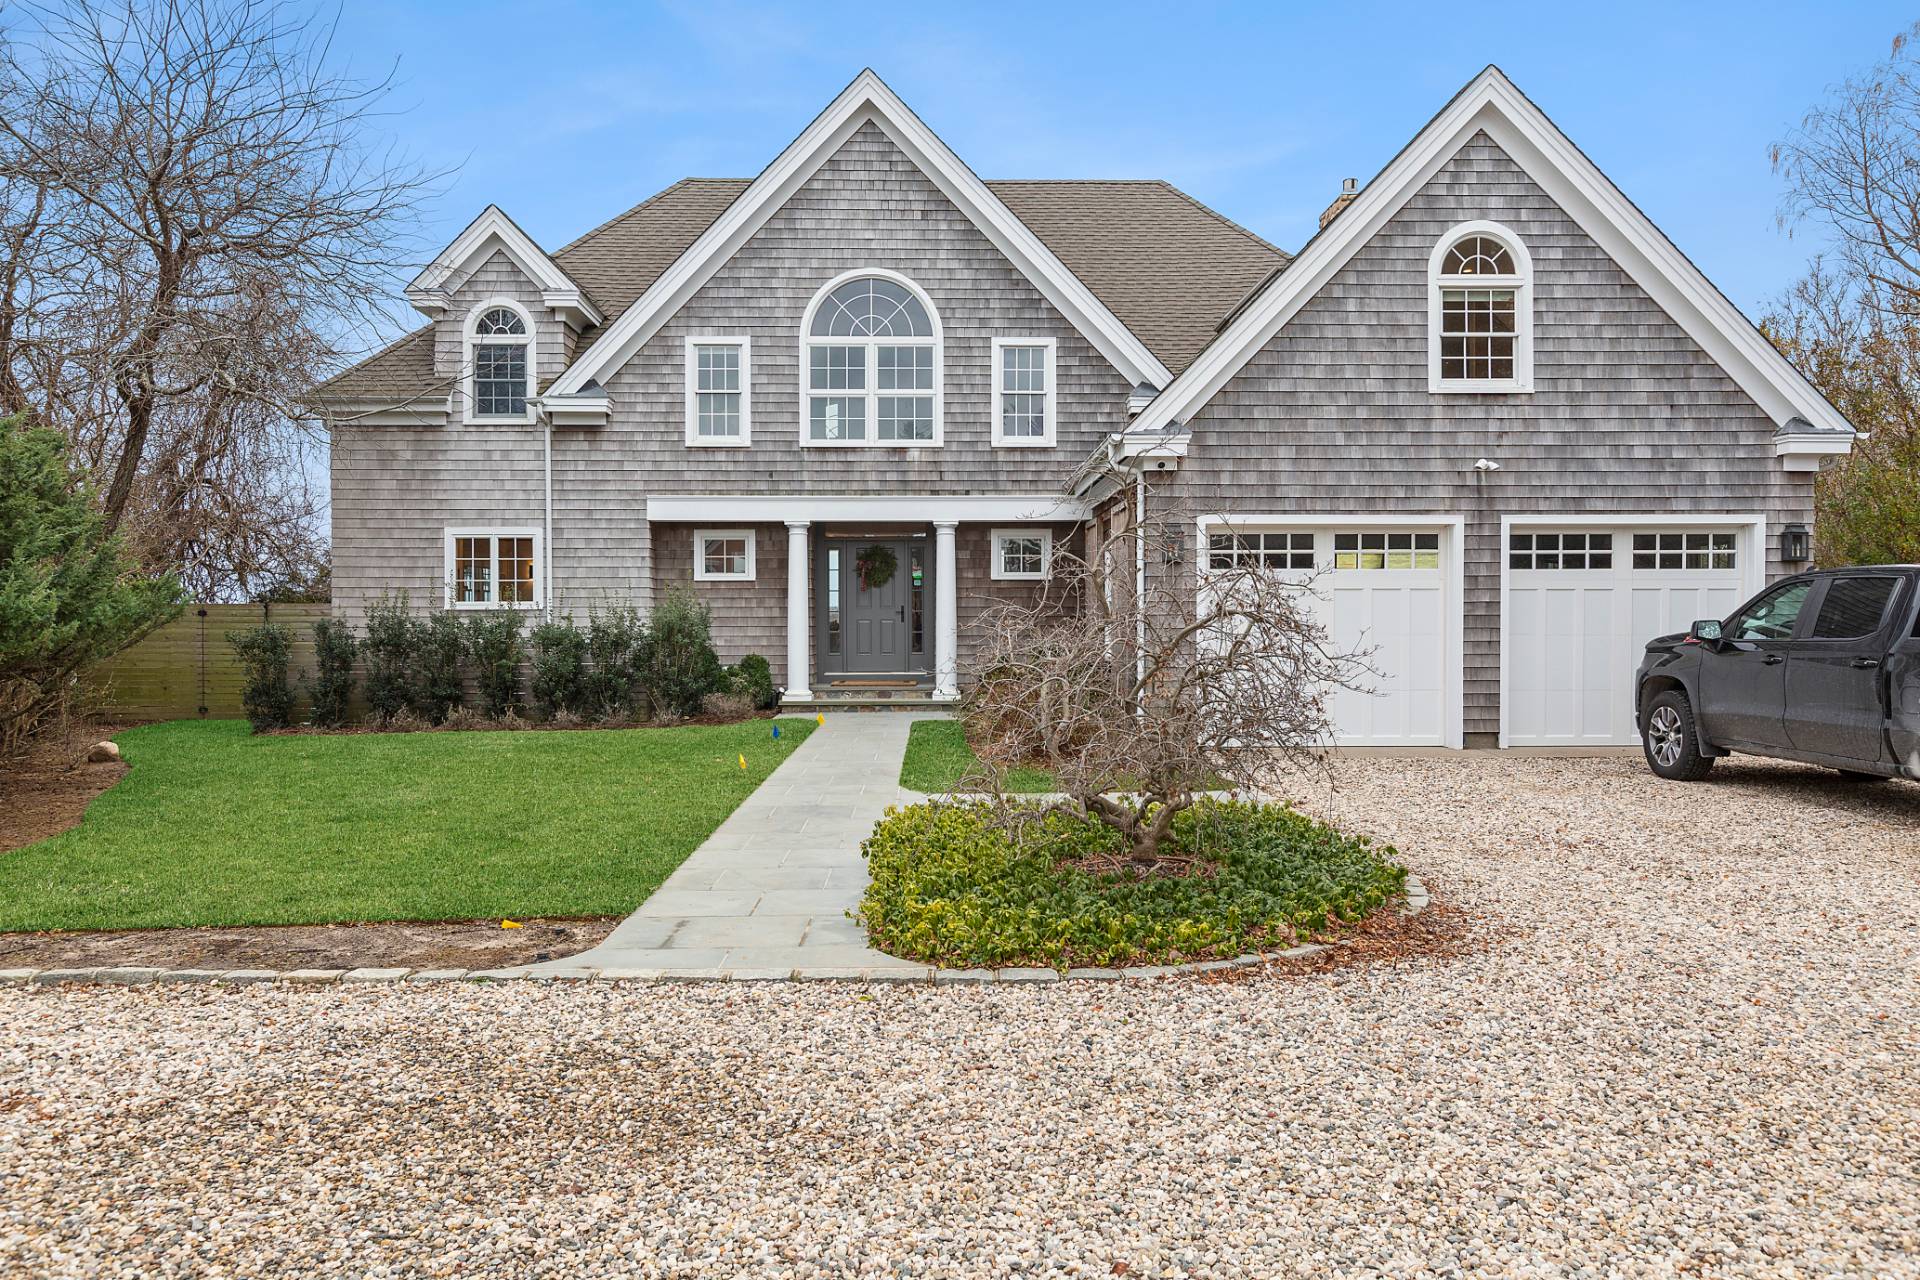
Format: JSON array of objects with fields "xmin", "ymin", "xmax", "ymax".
[{"xmin": 3, "ymin": 755, "xmax": 1915, "ymax": 1278}]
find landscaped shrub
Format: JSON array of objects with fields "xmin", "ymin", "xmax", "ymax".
[
  {"xmin": 860, "ymin": 798, "xmax": 1408, "ymax": 970},
  {"xmin": 529, "ymin": 615, "xmax": 589, "ymax": 719},
  {"xmin": 308, "ymin": 618, "xmax": 357, "ymax": 728},
  {"xmin": 463, "ymin": 612, "xmax": 524, "ymax": 719},
  {"xmin": 229, "ymin": 623, "xmax": 295, "ymax": 732},
  {"xmin": 639, "ymin": 588, "xmax": 721, "ymax": 718},
  {"xmin": 701, "ymin": 689, "xmax": 754, "ymax": 720},
  {"xmin": 362, "ymin": 594, "xmax": 418, "ymax": 721},
  {"xmin": 414, "ymin": 611, "xmax": 466, "ymax": 723},
  {"xmin": 583, "ymin": 607, "xmax": 647, "ymax": 720},
  {"xmin": 728, "ymin": 652, "xmax": 779, "ymax": 710}
]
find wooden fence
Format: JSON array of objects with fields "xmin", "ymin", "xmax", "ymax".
[{"xmin": 89, "ymin": 602, "xmax": 330, "ymax": 722}]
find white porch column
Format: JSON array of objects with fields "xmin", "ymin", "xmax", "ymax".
[
  {"xmin": 933, "ymin": 520, "xmax": 959, "ymax": 700},
  {"xmin": 784, "ymin": 520, "xmax": 812, "ymax": 701}
]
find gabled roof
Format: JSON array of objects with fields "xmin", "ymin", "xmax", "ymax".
[
  {"xmin": 318, "ymin": 176, "xmax": 1282, "ymax": 405},
  {"xmin": 1127, "ymin": 65, "xmax": 1856, "ymax": 440},
  {"xmin": 406, "ymin": 204, "xmax": 601, "ymax": 328},
  {"xmin": 548, "ymin": 69, "xmax": 1176, "ymax": 396}
]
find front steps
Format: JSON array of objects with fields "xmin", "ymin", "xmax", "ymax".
[{"xmin": 781, "ymin": 685, "xmax": 951, "ymax": 713}]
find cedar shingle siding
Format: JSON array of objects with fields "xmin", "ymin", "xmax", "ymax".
[{"xmin": 1165, "ymin": 134, "xmax": 1814, "ymax": 737}]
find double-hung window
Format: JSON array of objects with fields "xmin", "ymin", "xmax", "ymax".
[
  {"xmin": 992, "ymin": 338, "xmax": 1055, "ymax": 447},
  {"xmin": 685, "ymin": 337, "xmax": 750, "ymax": 445},
  {"xmin": 445, "ymin": 528, "xmax": 541, "ymax": 608},
  {"xmin": 465, "ymin": 303, "xmax": 533, "ymax": 423},
  {"xmin": 1429, "ymin": 223, "xmax": 1532, "ymax": 393},
  {"xmin": 803, "ymin": 274, "xmax": 940, "ymax": 446}
]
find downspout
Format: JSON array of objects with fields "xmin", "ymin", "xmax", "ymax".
[
  {"xmin": 543, "ymin": 415, "xmax": 555, "ymax": 617},
  {"xmin": 1134, "ymin": 464, "xmax": 1147, "ymax": 715}
]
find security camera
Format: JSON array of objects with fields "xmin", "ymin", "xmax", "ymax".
[{"xmin": 1473, "ymin": 457, "xmax": 1501, "ymax": 473}]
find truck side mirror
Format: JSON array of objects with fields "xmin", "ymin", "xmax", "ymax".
[{"xmin": 1688, "ymin": 618, "xmax": 1723, "ymax": 643}]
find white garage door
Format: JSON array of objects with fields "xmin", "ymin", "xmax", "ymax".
[
  {"xmin": 1504, "ymin": 526, "xmax": 1750, "ymax": 746},
  {"xmin": 1213, "ymin": 525, "xmax": 1456, "ymax": 747}
]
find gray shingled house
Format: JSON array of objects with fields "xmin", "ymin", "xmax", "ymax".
[{"xmin": 315, "ymin": 67, "xmax": 1854, "ymax": 749}]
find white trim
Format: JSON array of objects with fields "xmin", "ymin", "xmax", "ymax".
[
  {"xmin": 988, "ymin": 527, "xmax": 1053, "ymax": 581},
  {"xmin": 1496, "ymin": 512, "xmax": 1765, "ymax": 747},
  {"xmin": 798, "ymin": 270, "xmax": 942, "ymax": 449},
  {"xmin": 462, "ymin": 298, "xmax": 536, "ymax": 426},
  {"xmin": 692, "ymin": 528, "xmax": 756, "ymax": 582},
  {"xmin": 783, "ymin": 521, "xmax": 812, "ymax": 700},
  {"xmin": 408, "ymin": 205, "xmax": 601, "ymax": 328},
  {"xmin": 990, "ymin": 337, "xmax": 1057, "ymax": 447},
  {"xmin": 1428, "ymin": 220, "xmax": 1533, "ymax": 394},
  {"xmin": 1129, "ymin": 67, "xmax": 1854, "ymax": 443},
  {"xmin": 684, "ymin": 336, "xmax": 752, "ymax": 447},
  {"xmin": 1195, "ymin": 514, "xmax": 1466, "ymax": 750},
  {"xmin": 442, "ymin": 525, "xmax": 544, "ymax": 611},
  {"xmin": 933, "ymin": 520, "xmax": 959, "ymax": 700},
  {"xmin": 1775, "ymin": 431, "xmax": 1851, "ymax": 472},
  {"xmin": 548, "ymin": 69, "xmax": 1169, "ymax": 398},
  {"xmin": 645, "ymin": 494, "xmax": 1089, "ymax": 523}
]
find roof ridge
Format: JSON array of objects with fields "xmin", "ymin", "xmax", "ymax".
[{"xmin": 1146, "ymin": 179, "xmax": 1291, "ymax": 260}]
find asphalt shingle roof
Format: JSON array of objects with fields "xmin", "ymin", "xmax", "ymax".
[{"xmin": 319, "ymin": 176, "xmax": 1287, "ymax": 403}]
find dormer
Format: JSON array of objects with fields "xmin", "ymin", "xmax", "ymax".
[{"xmin": 406, "ymin": 205, "xmax": 602, "ymax": 329}]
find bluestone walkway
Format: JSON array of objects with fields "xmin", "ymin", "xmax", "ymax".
[{"xmin": 531, "ymin": 712, "xmax": 944, "ymax": 978}]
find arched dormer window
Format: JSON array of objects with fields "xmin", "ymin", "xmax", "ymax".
[
  {"xmin": 465, "ymin": 300, "xmax": 534, "ymax": 422},
  {"xmin": 800, "ymin": 271, "xmax": 941, "ymax": 447},
  {"xmin": 1429, "ymin": 222, "xmax": 1532, "ymax": 393}
]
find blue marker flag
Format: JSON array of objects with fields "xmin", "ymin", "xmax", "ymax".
[{"xmin": 771, "ymin": 724, "xmax": 781, "ymax": 739}]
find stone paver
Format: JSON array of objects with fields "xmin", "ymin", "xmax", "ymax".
[{"xmin": 531, "ymin": 712, "xmax": 943, "ymax": 978}]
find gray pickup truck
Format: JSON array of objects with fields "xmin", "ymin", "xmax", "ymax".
[{"xmin": 1634, "ymin": 566, "xmax": 1920, "ymax": 781}]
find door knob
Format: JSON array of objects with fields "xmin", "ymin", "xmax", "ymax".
[
  {"xmin": 1762, "ymin": 654, "xmax": 1784, "ymax": 665},
  {"xmin": 898, "ymin": 605, "xmax": 906, "ymax": 622}
]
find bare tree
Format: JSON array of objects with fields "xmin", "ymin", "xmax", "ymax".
[
  {"xmin": 1775, "ymin": 22, "xmax": 1920, "ymax": 315},
  {"xmin": 0, "ymin": 0, "xmax": 436, "ymax": 596},
  {"xmin": 963, "ymin": 481, "xmax": 1372, "ymax": 866}
]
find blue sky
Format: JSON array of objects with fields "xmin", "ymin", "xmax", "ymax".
[{"xmin": 333, "ymin": 1, "xmax": 1910, "ymax": 325}]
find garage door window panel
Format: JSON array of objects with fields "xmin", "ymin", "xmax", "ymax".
[
  {"xmin": 1208, "ymin": 531, "xmax": 1314, "ymax": 571},
  {"xmin": 1632, "ymin": 531, "xmax": 1735, "ymax": 571},
  {"xmin": 1334, "ymin": 531, "xmax": 1438, "ymax": 571},
  {"xmin": 1509, "ymin": 531, "xmax": 1612, "ymax": 571}
]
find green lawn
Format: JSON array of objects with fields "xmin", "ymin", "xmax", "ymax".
[
  {"xmin": 898, "ymin": 720, "xmax": 1056, "ymax": 794},
  {"xmin": 0, "ymin": 717, "xmax": 814, "ymax": 932}
]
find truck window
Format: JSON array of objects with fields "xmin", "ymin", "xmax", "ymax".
[
  {"xmin": 1728, "ymin": 581, "xmax": 1812, "ymax": 641},
  {"xmin": 1809, "ymin": 576, "xmax": 1899, "ymax": 640}
]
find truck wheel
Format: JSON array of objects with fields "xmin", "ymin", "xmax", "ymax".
[{"xmin": 1642, "ymin": 691, "xmax": 1715, "ymax": 781}]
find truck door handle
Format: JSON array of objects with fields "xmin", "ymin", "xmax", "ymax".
[
  {"xmin": 1762, "ymin": 654, "xmax": 1784, "ymax": 665},
  {"xmin": 1852, "ymin": 657, "xmax": 1881, "ymax": 669}
]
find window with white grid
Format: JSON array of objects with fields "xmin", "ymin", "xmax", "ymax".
[
  {"xmin": 1631, "ymin": 531, "xmax": 1736, "ymax": 571},
  {"xmin": 445, "ymin": 528, "xmax": 540, "ymax": 608},
  {"xmin": 993, "ymin": 339, "xmax": 1055, "ymax": 446},
  {"xmin": 686, "ymin": 339, "xmax": 750, "ymax": 445},
  {"xmin": 465, "ymin": 303, "xmax": 533, "ymax": 422},
  {"xmin": 803, "ymin": 274, "xmax": 939, "ymax": 446},
  {"xmin": 1430, "ymin": 224, "xmax": 1531, "ymax": 393}
]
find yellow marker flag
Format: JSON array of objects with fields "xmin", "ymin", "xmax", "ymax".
[
  {"xmin": 738, "ymin": 753, "xmax": 747, "ymax": 770},
  {"xmin": 501, "ymin": 919, "xmax": 523, "ymax": 929},
  {"xmin": 816, "ymin": 713, "xmax": 825, "ymax": 726}
]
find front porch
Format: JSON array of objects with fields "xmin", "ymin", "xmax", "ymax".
[{"xmin": 645, "ymin": 494, "xmax": 1087, "ymax": 707}]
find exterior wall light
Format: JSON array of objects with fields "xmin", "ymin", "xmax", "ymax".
[{"xmin": 1780, "ymin": 524, "xmax": 1811, "ymax": 564}]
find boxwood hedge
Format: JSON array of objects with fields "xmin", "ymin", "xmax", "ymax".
[{"xmin": 859, "ymin": 798, "xmax": 1407, "ymax": 970}]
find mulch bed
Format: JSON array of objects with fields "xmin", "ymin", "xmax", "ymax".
[
  {"xmin": 1197, "ymin": 891, "xmax": 1479, "ymax": 984},
  {"xmin": 0, "ymin": 721, "xmax": 131, "ymax": 854},
  {"xmin": 0, "ymin": 916, "xmax": 618, "ymax": 971}
]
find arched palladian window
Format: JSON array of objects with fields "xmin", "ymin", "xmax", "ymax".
[
  {"xmin": 801, "ymin": 271, "xmax": 941, "ymax": 446},
  {"xmin": 1428, "ymin": 222, "xmax": 1532, "ymax": 393},
  {"xmin": 465, "ymin": 300, "xmax": 534, "ymax": 422}
]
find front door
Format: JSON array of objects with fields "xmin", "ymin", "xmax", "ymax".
[{"xmin": 842, "ymin": 539, "xmax": 917, "ymax": 675}]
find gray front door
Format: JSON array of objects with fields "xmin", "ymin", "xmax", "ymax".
[{"xmin": 844, "ymin": 539, "xmax": 914, "ymax": 673}]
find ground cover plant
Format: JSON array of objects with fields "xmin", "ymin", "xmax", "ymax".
[
  {"xmin": 860, "ymin": 796, "xmax": 1407, "ymax": 969},
  {"xmin": 0, "ymin": 716, "xmax": 813, "ymax": 931}
]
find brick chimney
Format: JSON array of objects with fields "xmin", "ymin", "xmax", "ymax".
[{"xmin": 1318, "ymin": 177, "xmax": 1359, "ymax": 230}]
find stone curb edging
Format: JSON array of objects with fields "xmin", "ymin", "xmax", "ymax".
[{"xmin": 0, "ymin": 875, "xmax": 1427, "ymax": 990}]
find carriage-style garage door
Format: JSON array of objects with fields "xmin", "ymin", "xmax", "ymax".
[
  {"xmin": 1503, "ymin": 522, "xmax": 1754, "ymax": 746},
  {"xmin": 1208, "ymin": 522, "xmax": 1460, "ymax": 747}
]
